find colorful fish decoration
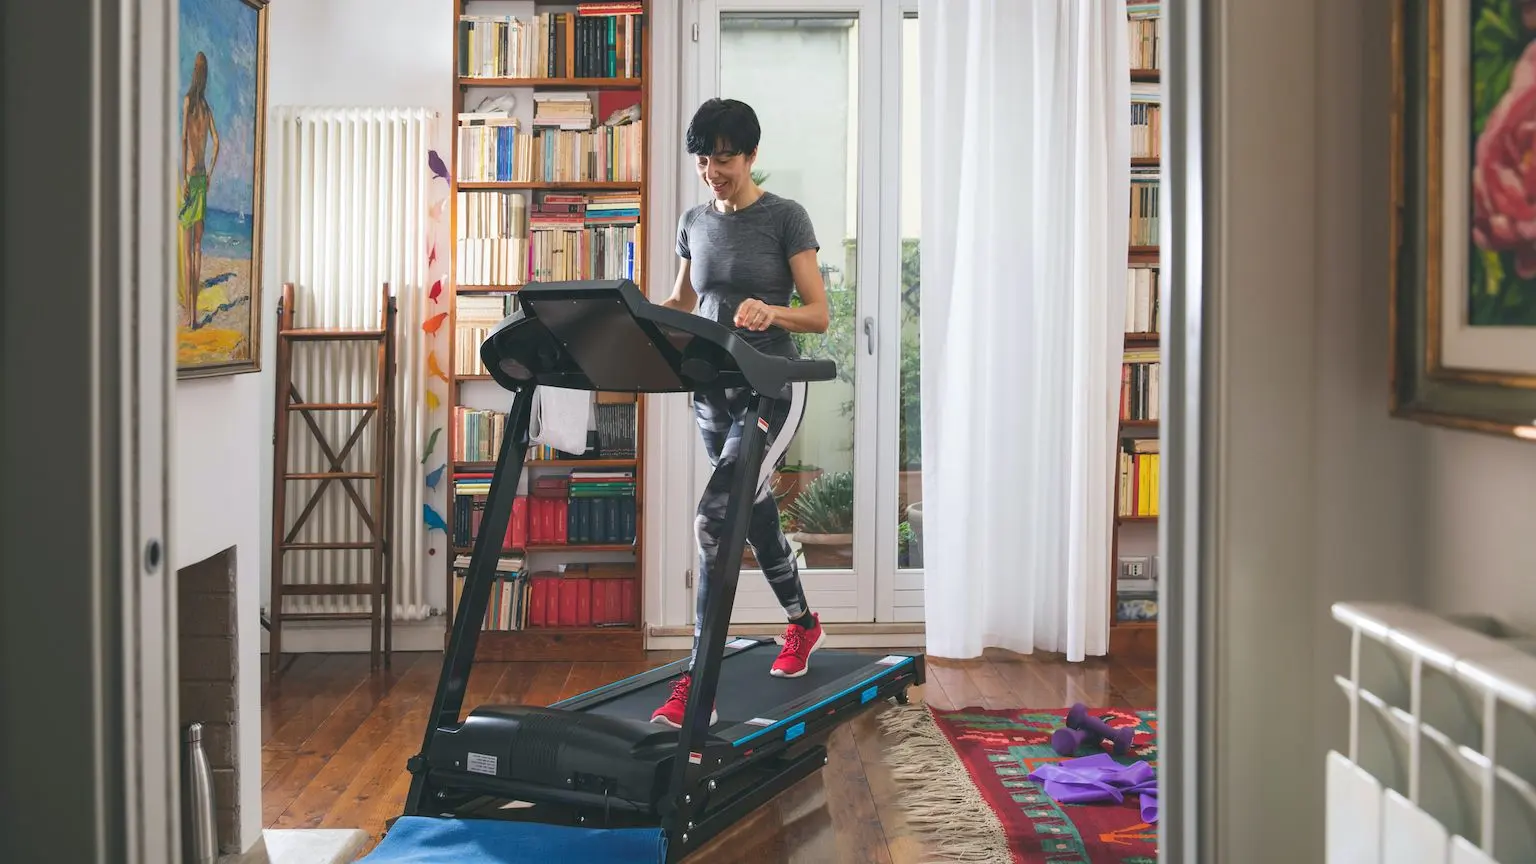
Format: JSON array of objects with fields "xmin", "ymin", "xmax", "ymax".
[
  {"xmin": 426, "ymin": 390, "xmax": 441, "ymax": 411},
  {"xmin": 423, "ymin": 504, "xmax": 447, "ymax": 533},
  {"xmin": 427, "ymin": 351, "xmax": 450, "ymax": 384},
  {"xmin": 428, "ymin": 150, "xmax": 449, "ymax": 181},
  {"xmin": 425, "ymin": 463, "xmax": 445, "ymax": 490},
  {"xmin": 423, "ymin": 312, "xmax": 447, "ymax": 334},
  {"xmin": 430, "ymin": 279, "xmax": 443, "ymax": 303},
  {"xmin": 421, "ymin": 427, "xmax": 442, "ymax": 463}
]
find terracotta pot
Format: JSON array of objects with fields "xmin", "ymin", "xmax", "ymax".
[
  {"xmin": 772, "ymin": 468, "xmax": 823, "ymax": 511},
  {"xmin": 790, "ymin": 532, "xmax": 854, "ymax": 568}
]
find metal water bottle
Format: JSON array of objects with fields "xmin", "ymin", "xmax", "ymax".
[{"xmin": 183, "ymin": 722, "xmax": 218, "ymax": 864}]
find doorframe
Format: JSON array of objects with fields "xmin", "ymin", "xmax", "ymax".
[
  {"xmin": 1161, "ymin": 0, "xmax": 1213, "ymax": 859},
  {"xmin": 682, "ymin": 0, "xmax": 903, "ymax": 625},
  {"xmin": 872, "ymin": 0, "xmax": 921, "ymax": 623},
  {"xmin": 0, "ymin": 0, "xmax": 178, "ymax": 861}
]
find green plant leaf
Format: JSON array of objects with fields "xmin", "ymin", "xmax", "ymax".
[{"xmin": 786, "ymin": 471, "xmax": 854, "ymax": 535}]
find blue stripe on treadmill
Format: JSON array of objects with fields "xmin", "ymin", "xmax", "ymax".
[
  {"xmin": 785, "ymin": 722, "xmax": 805, "ymax": 742},
  {"xmin": 861, "ymin": 685, "xmax": 878, "ymax": 704},
  {"xmin": 732, "ymin": 656, "xmax": 913, "ymax": 747}
]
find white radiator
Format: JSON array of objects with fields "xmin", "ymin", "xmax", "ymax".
[
  {"xmin": 1329, "ymin": 602, "xmax": 1536, "ymax": 864},
  {"xmin": 269, "ymin": 106, "xmax": 438, "ymax": 622}
]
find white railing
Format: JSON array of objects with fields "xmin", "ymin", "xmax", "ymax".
[
  {"xmin": 1329, "ymin": 601, "xmax": 1536, "ymax": 864},
  {"xmin": 269, "ymin": 105, "xmax": 438, "ymax": 622}
]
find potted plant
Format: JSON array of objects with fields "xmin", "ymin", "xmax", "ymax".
[
  {"xmin": 785, "ymin": 470, "xmax": 854, "ymax": 568},
  {"xmin": 771, "ymin": 462, "xmax": 822, "ymax": 511}
]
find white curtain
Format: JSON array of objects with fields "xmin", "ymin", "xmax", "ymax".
[{"xmin": 918, "ymin": 0, "xmax": 1130, "ymax": 661}]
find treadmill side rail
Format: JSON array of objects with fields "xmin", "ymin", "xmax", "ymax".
[
  {"xmin": 660, "ymin": 392, "xmax": 775, "ymax": 841},
  {"xmin": 403, "ymin": 383, "xmax": 535, "ymax": 817}
]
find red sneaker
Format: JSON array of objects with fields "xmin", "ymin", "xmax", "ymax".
[
  {"xmin": 771, "ymin": 614, "xmax": 825, "ymax": 678},
  {"xmin": 650, "ymin": 674, "xmax": 718, "ymax": 728}
]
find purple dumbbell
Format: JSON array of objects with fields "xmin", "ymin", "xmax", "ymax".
[
  {"xmin": 1050, "ymin": 726, "xmax": 1090, "ymax": 756},
  {"xmin": 1064, "ymin": 703, "xmax": 1135, "ymax": 756}
]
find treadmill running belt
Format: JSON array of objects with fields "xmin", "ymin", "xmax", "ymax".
[{"xmin": 580, "ymin": 647, "xmax": 881, "ymax": 737}]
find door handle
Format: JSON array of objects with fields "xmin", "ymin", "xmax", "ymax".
[{"xmin": 863, "ymin": 317, "xmax": 874, "ymax": 355}]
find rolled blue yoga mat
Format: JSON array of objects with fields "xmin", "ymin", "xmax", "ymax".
[{"xmin": 358, "ymin": 817, "xmax": 668, "ymax": 863}]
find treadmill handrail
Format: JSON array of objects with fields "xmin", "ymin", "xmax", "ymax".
[{"xmin": 479, "ymin": 278, "xmax": 837, "ymax": 396}]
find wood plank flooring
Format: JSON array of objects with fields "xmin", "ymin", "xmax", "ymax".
[{"xmin": 261, "ymin": 648, "xmax": 1156, "ymax": 862}]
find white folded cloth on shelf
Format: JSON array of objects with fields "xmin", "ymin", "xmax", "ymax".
[{"xmin": 529, "ymin": 387, "xmax": 592, "ymax": 455}]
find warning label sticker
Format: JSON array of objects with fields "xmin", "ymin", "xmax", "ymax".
[
  {"xmin": 466, "ymin": 752, "xmax": 498, "ymax": 775},
  {"xmin": 757, "ymin": 417, "xmax": 770, "ymax": 432},
  {"xmin": 688, "ymin": 751, "xmax": 703, "ymax": 765}
]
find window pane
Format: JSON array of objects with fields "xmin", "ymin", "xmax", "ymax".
[
  {"xmin": 718, "ymin": 14, "xmax": 859, "ymax": 571},
  {"xmin": 896, "ymin": 13, "xmax": 923, "ymax": 570}
]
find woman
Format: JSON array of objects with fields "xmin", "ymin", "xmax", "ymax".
[{"xmin": 651, "ymin": 98, "xmax": 832, "ymax": 728}]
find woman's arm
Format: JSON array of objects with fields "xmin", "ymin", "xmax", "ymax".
[
  {"xmin": 734, "ymin": 249, "xmax": 829, "ymax": 333},
  {"xmin": 658, "ymin": 258, "xmax": 697, "ymax": 312}
]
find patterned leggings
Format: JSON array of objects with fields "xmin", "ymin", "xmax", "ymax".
[{"xmin": 689, "ymin": 380, "xmax": 811, "ymax": 670}]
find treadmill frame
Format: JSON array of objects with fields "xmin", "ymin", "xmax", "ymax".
[{"xmin": 398, "ymin": 280, "xmax": 925, "ymax": 861}]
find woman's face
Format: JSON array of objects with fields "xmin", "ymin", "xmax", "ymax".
[{"xmin": 696, "ymin": 148, "xmax": 755, "ymax": 201}]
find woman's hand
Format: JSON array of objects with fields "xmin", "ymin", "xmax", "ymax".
[{"xmin": 735, "ymin": 298, "xmax": 778, "ymax": 331}]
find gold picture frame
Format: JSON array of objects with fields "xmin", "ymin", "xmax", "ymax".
[
  {"xmin": 175, "ymin": 0, "xmax": 269, "ymax": 379},
  {"xmin": 1391, "ymin": 0, "xmax": 1536, "ymax": 440}
]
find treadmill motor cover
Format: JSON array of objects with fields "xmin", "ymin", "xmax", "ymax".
[{"xmin": 425, "ymin": 706, "xmax": 697, "ymax": 808}]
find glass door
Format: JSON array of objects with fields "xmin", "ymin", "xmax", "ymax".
[{"xmin": 688, "ymin": 0, "xmax": 882, "ymax": 624}]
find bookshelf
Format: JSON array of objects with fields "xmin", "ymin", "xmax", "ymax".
[
  {"xmin": 446, "ymin": 0, "xmax": 650, "ymax": 661},
  {"xmin": 1110, "ymin": 0, "xmax": 1162, "ymax": 659}
]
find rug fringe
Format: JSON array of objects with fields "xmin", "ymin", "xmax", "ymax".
[{"xmin": 876, "ymin": 704, "xmax": 1013, "ymax": 863}]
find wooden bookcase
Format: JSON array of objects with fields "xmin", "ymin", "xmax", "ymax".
[
  {"xmin": 446, "ymin": 0, "xmax": 650, "ymax": 661},
  {"xmin": 1109, "ymin": 1, "xmax": 1162, "ymax": 659}
]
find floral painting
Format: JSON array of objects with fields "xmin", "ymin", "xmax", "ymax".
[
  {"xmin": 1390, "ymin": 0, "xmax": 1536, "ymax": 440},
  {"xmin": 1469, "ymin": 0, "xmax": 1536, "ymax": 326},
  {"xmin": 176, "ymin": 0, "xmax": 268, "ymax": 378}
]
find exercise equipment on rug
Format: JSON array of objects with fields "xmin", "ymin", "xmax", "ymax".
[
  {"xmin": 1050, "ymin": 703, "xmax": 1135, "ymax": 757},
  {"xmin": 362, "ymin": 278, "xmax": 926, "ymax": 864}
]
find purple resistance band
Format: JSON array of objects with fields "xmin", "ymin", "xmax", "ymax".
[{"xmin": 1026, "ymin": 752, "xmax": 1159, "ymax": 824}]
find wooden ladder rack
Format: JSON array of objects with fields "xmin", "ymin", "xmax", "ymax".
[{"xmin": 268, "ymin": 282, "xmax": 397, "ymax": 675}]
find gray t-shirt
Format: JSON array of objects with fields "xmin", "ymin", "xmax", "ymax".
[{"xmin": 676, "ymin": 191, "xmax": 820, "ymax": 358}]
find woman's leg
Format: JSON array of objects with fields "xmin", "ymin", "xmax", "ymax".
[
  {"xmin": 651, "ymin": 386, "xmax": 734, "ymax": 727},
  {"xmin": 688, "ymin": 387, "xmax": 737, "ymax": 672},
  {"xmin": 652, "ymin": 384, "xmax": 819, "ymax": 727},
  {"xmin": 692, "ymin": 381, "xmax": 816, "ymax": 665},
  {"xmin": 743, "ymin": 381, "xmax": 823, "ymax": 677}
]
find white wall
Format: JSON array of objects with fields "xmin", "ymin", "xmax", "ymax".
[
  {"xmin": 1422, "ymin": 429, "xmax": 1536, "ymax": 626},
  {"xmin": 170, "ymin": 0, "xmax": 451, "ymax": 849},
  {"xmin": 1209, "ymin": 0, "xmax": 1535, "ymax": 858},
  {"xmin": 259, "ymin": 0, "xmax": 454, "ymax": 620},
  {"xmin": 173, "ymin": 378, "xmax": 265, "ymax": 848}
]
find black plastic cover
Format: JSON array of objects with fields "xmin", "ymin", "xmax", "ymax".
[
  {"xmin": 423, "ymin": 705, "xmax": 718, "ymax": 809},
  {"xmin": 479, "ymin": 279, "xmax": 837, "ymax": 396}
]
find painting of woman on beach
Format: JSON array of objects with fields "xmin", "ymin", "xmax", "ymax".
[{"xmin": 177, "ymin": 0, "xmax": 267, "ymax": 378}]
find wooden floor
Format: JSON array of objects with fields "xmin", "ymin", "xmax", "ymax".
[{"xmin": 261, "ymin": 648, "xmax": 1156, "ymax": 862}]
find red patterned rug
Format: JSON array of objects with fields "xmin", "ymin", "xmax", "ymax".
[{"xmin": 877, "ymin": 704, "xmax": 1158, "ymax": 864}]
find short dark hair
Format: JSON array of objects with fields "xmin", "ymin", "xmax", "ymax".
[{"xmin": 685, "ymin": 98, "xmax": 761, "ymax": 157}]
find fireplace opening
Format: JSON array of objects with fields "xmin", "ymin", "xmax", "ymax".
[{"xmin": 177, "ymin": 545, "xmax": 241, "ymax": 854}]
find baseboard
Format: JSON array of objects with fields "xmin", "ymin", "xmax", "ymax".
[
  {"xmin": 261, "ymin": 618, "xmax": 927, "ymax": 654},
  {"xmin": 645, "ymin": 621, "xmax": 926, "ymax": 651},
  {"xmin": 260, "ymin": 617, "xmax": 445, "ymax": 654}
]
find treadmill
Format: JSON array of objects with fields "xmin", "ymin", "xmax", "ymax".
[{"xmin": 395, "ymin": 278, "xmax": 926, "ymax": 862}]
